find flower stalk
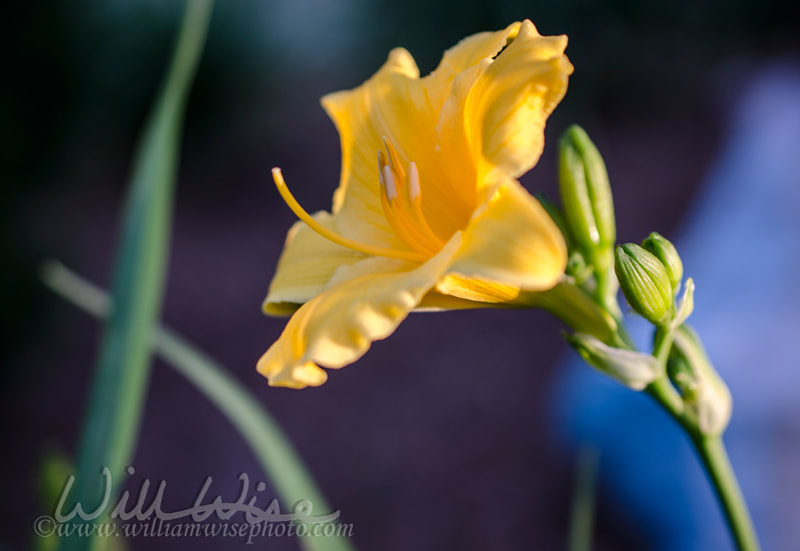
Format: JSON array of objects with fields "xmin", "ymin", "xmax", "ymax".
[
  {"xmin": 551, "ymin": 125, "xmax": 759, "ymax": 551},
  {"xmin": 692, "ymin": 435, "xmax": 761, "ymax": 551},
  {"xmin": 589, "ymin": 310, "xmax": 759, "ymax": 551}
]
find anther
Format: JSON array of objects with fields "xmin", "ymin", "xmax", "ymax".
[
  {"xmin": 382, "ymin": 165, "xmax": 398, "ymax": 202},
  {"xmin": 407, "ymin": 162, "xmax": 421, "ymax": 202}
]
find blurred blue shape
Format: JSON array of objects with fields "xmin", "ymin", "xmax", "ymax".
[{"xmin": 551, "ymin": 63, "xmax": 800, "ymax": 550}]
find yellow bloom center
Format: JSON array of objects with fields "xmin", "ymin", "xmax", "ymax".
[
  {"xmin": 377, "ymin": 138, "xmax": 446, "ymax": 255},
  {"xmin": 272, "ymin": 137, "xmax": 449, "ymax": 263}
]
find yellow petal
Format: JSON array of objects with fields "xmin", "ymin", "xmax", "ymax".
[
  {"xmin": 424, "ymin": 22, "xmax": 521, "ymax": 162},
  {"xmin": 263, "ymin": 211, "xmax": 367, "ymax": 316},
  {"xmin": 416, "ymin": 287, "xmax": 503, "ymax": 311},
  {"xmin": 257, "ymin": 236, "xmax": 462, "ymax": 388},
  {"xmin": 395, "ymin": 21, "xmax": 522, "ymax": 236},
  {"xmin": 432, "ymin": 22, "xmax": 521, "ymax": 78},
  {"xmin": 446, "ymin": 179, "xmax": 567, "ymax": 292},
  {"xmin": 322, "ymin": 47, "xmax": 478, "ymax": 243},
  {"xmin": 441, "ymin": 20, "xmax": 572, "ymax": 191},
  {"xmin": 321, "ymin": 48, "xmax": 422, "ymax": 249},
  {"xmin": 472, "ymin": 20, "xmax": 572, "ymax": 180},
  {"xmin": 433, "ymin": 274, "xmax": 525, "ymax": 305}
]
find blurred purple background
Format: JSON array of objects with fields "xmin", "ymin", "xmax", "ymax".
[{"xmin": 2, "ymin": 1, "xmax": 798, "ymax": 549}]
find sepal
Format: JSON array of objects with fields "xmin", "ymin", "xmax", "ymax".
[{"xmin": 567, "ymin": 332, "xmax": 663, "ymax": 390}]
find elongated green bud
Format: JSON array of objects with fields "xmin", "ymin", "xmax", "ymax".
[
  {"xmin": 614, "ymin": 243, "xmax": 674, "ymax": 325},
  {"xmin": 642, "ymin": 232, "xmax": 683, "ymax": 293},
  {"xmin": 668, "ymin": 324, "xmax": 732, "ymax": 435},
  {"xmin": 566, "ymin": 332, "xmax": 663, "ymax": 390},
  {"xmin": 558, "ymin": 125, "xmax": 616, "ymax": 272}
]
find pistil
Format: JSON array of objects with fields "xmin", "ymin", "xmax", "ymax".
[{"xmin": 272, "ymin": 168, "xmax": 427, "ymax": 262}]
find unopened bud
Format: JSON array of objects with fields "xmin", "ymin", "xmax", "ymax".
[
  {"xmin": 642, "ymin": 232, "xmax": 683, "ymax": 293},
  {"xmin": 668, "ymin": 325, "xmax": 732, "ymax": 435},
  {"xmin": 566, "ymin": 251, "xmax": 592, "ymax": 284},
  {"xmin": 558, "ymin": 125, "xmax": 616, "ymax": 272},
  {"xmin": 614, "ymin": 244, "xmax": 674, "ymax": 325},
  {"xmin": 567, "ymin": 333, "xmax": 663, "ymax": 390}
]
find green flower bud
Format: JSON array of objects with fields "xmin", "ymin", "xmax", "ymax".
[
  {"xmin": 614, "ymin": 243, "xmax": 674, "ymax": 325},
  {"xmin": 566, "ymin": 332, "xmax": 663, "ymax": 390},
  {"xmin": 642, "ymin": 232, "xmax": 683, "ymax": 293},
  {"xmin": 558, "ymin": 125, "xmax": 616, "ymax": 272},
  {"xmin": 668, "ymin": 324, "xmax": 732, "ymax": 435}
]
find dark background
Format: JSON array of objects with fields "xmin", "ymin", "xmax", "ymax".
[{"xmin": 2, "ymin": 1, "xmax": 798, "ymax": 549}]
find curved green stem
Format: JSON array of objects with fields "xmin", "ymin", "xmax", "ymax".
[
  {"xmin": 652, "ymin": 324, "xmax": 674, "ymax": 364},
  {"xmin": 645, "ymin": 376, "xmax": 684, "ymax": 420},
  {"xmin": 645, "ymin": 324, "xmax": 685, "ymax": 419},
  {"xmin": 594, "ymin": 266, "xmax": 623, "ymax": 322},
  {"xmin": 691, "ymin": 435, "xmax": 760, "ymax": 551},
  {"xmin": 628, "ymin": 324, "xmax": 758, "ymax": 551},
  {"xmin": 645, "ymin": 373, "xmax": 759, "ymax": 551}
]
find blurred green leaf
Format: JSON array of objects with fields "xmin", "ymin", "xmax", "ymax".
[
  {"xmin": 568, "ymin": 445, "xmax": 599, "ymax": 551},
  {"xmin": 42, "ymin": 261, "xmax": 355, "ymax": 551},
  {"xmin": 155, "ymin": 324, "xmax": 355, "ymax": 551},
  {"xmin": 57, "ymin": 2, "xmax": 213, "ymax": 550}
]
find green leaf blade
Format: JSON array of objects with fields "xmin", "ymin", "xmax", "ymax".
[{"xmin": 58, "ymin": 2, "xmax": 213, "ymax": 549}]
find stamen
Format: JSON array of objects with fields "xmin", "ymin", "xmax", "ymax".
[
  {"xmin": 379, "ymin": 163, "xmax": 434, "ymax": 253},
  {"xmin": 406, "ymin": 162, "xmax": 445, "ymax": 247},
  {"xmin": 375, "ymin": 142, "xmax": 446, "ymax": 254},
  {"xmin": 382, "ymin": 166, "xmax": 398, "ymax": 202},
  {"xmin": 407, "ymin": 161, "xmax": 421, "ymax": 201},
  {"xmin": 382, "ymin": 137, "xmax": 406, "ymax": 183},
  {"xmin": 394, "ymin": 206, "xmax": 439, "ymax": 254},
  {"xmin": 271, "ymin": 168, "xmax": 426, "ymax": 262}
]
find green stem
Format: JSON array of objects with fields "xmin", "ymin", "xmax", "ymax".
[
  {"xmin": 622, "ymin": 323, "xmax": 758, "ymax": 551},
  {"xmin": 652, "ymin": 323, "xmax": 676, "ymax": 366},
  {"xmin": 529, "ymin": 279, "xmax": 620, "ymax": 346},
  {"xmin": 645, "ymin": 324, "xmax": 684, "ymax": 419},
  {"xmin": 645, "ymin": 376, "xmax": 684, "ymax": 420},
  {"xmin": 594, "ymin": 265, "xmax": 623, "ymax": 322},
  {"xmin": 691, "ymin": 435, "xmax": 760, "ymax": 551}
]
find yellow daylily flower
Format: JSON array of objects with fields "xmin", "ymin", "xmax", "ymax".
[{"xmin": 259, "ymin": 20, "xmax": 573, "ymax": 388}]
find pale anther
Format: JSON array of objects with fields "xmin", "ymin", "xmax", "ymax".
[
  {"xmin": 407, "ymin": 162, "xmax": 421, "ymax": 201},
  {"xmin": 382, "ymin": 165, "xmax": 398, "ymax": 201}
]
